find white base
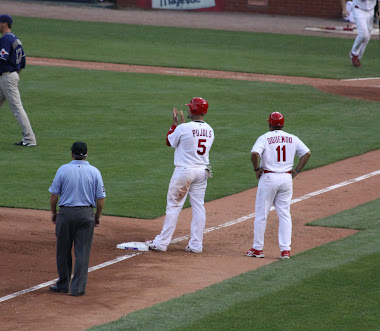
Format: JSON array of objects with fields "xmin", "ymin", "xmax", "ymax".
[{"xmin": 116, "ymin": 242, "xmax": 149, "ymax": 251}]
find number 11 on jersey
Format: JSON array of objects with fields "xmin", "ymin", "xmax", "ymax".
[{"xmin": 276, "ymin": 145, "xmax": 286, "ymax": 162}]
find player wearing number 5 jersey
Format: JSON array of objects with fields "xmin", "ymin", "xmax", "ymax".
[
  {"xmin": 147, "ymin": 97, "xmax": 214, "ymax": 253},
  {"xmin": 247, "ymin": 112, "xmax": 310, "ymax": 259},
  {"xmin": 0, "ymin": 15, "xmax": 36, "ymax": 147}
]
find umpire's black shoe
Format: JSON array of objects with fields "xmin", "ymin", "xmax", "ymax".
[
  {"xmin": 70, "ymin": 290, "xmax": 85, "ymax": 297},
  {"xmin": 49, "ymin": 284, "xmax": 69, "ymax": 293}
]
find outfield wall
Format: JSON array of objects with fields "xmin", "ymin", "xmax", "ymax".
[{"xmin": 115, "ymin": 0, "xmax": 343, "ymax": 18}]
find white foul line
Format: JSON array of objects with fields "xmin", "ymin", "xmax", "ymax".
[
  {"xmin": 341, "ymin": 77, "xmax": 380, "ymax": 81},
  {"xmin": 1, "ymin": 170, "xmax": 379, "ymax": 303}
]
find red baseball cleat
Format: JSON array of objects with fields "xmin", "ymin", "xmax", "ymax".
[
  {"xmin": 350, "ymin": 52, "xmax": 361, "ymax": 67},
  {"xmin": 246, "ymin": 248, "xmax": 264, "ymax": 258},
  {"xmin": 280, "ymin": 250, "xmax": 290, "ymax": 259}
]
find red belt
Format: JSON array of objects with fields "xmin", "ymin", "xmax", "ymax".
[{"xmin": 263, "ymin": 170, "xmax": 292, "ymax": 174}]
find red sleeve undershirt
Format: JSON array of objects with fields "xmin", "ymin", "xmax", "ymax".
[{"xmin": 166, "ymin": 125, "xmax": 177, "ymax": 146}]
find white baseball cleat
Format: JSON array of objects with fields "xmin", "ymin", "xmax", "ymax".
[
  {"xmin": 185, "ymin": 245, "xmax": 202, "ymax": 253},
  {"xmin": 145, "ymin": 240, "xmax": 165, "ymax": 251}
]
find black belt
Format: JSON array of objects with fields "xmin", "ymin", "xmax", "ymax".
[
  {"xmin": 263, "ymin": 170, "xmax": 292, "ymax": 174},
  {"xmin": 0, "ymin": 71, "xmax": 12, "ymax": 76},
  {"xmin": 59, "ymin": 206, "xmax": 92, "ymax": 208}
]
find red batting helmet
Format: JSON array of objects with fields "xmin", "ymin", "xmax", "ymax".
[
  {"xmin": 268, "ymin": 112, "xmax": 284, "ymax": 127},
  {"xmin": 186, "ymin": 97, "xmax": 208, "ymax": 115}
]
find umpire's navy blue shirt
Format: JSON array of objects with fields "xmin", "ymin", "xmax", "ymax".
[{"xmin": 49, "ymin": 160, "xmax": 106, "ymax": 207}]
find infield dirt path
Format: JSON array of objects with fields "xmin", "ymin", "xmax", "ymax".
[
  {"xmin": 0, "ymin": 2, "xmax": 379, "ymax": 330},
  {"xmin": 1, "ymin": 151, "xmax": 379, "ymax": 330}
]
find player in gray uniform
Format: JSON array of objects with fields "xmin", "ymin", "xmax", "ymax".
[{"xmin": 0, "ymin": 14, "xmax": 36, "ymax": 146}]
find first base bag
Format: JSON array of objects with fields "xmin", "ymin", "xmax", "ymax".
[{"xmin": 116, "ymin": 241, "xmax": 149, "ymax": 251}]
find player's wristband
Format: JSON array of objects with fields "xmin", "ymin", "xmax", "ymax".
[
  {"xmin": 254, "ymin": 168, "xmax": 260, "ymax": 172},
  {"xmin": 294, "ymin": 169, "xmax": 300, "ymax": 174}
]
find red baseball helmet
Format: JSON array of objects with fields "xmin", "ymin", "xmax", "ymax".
[
  {"xmin": 186, "ymin": 97, "xmax": 208, "ymax": 115},
  {"xmin": 268, "ymin": 112, "xmax": 284, "ymax": 127}
]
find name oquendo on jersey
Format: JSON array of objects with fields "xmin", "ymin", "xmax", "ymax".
[
  {"xmin": 251, "ymin": 130, "xmax": 309, "ymax": 173},
  {"xmin": 168, "ymin": 121, "xmax": 214, "ymax": 167}
]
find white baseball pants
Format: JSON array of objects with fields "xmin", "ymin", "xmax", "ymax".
[
  {"xmin": 0, "ymin": 72, "xmax": 36, "ymax": 144},
  {"xmin": 351, "ymin": 6, "xmax": 374, "ymax": 59},
  {"xmin": 252, "ymin": 172, "xmax": 293, "ymax": 252},
  {"xmin": 153, "ymin": 166, "xmax": 208, "ymax": 253}
]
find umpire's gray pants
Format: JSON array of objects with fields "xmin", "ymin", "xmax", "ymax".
[
  {"xmin": 55, "ymin": 206, "xmax": 95, "ymax": 295},
  {"xmin": 0, "ymin": 71, "xmax": 36, "ymax": 144}
]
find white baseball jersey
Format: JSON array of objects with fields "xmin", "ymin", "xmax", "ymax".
[
  {"xmin": 152, "ymin": 119, "xmax": 215, "ymax": 253},
  {"xmin": 352, "ymin": 0, "xmax": 377, "ymax": 11},
  {"xmin": 251, "ymin": 130, "xmax": 309, "ymax": 172},
  {"xmin": 168, "ymin": 120, "xmax": 214, "ymax": 167}
]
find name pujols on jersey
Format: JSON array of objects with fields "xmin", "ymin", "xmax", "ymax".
[
  {"xmin": 267, "ymin": 136, "xmax": 292, "ymax": 144},
  {"xmin": 192, "ymin": 129, "xmax": 212, "ymax": 138}
]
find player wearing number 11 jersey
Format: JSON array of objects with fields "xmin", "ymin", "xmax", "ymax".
[
  {"xmin": 247, "ymin": 112, "xmax": 310, "ymax": 259},
  {"xmin": 147, "ymin": 97, "xmax": 214, "ymax": 253}
]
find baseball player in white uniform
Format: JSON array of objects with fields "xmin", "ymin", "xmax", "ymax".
[
  {"xmin": 147, "ymin": 97, "xmax": 214, "ymax": 253},
  {"xmin": 349, "ymin": 0, "xmax": 379, "ymax": 66},
  {"xmin": 344, "ymin": 1, "xmax": 355, "ymax": 23},
  {"xmin": 246, "ymin": 112, "xmax": 310, "ymax": 259}
]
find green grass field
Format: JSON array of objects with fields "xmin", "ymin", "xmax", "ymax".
[
  {"xmin": 12, "ymin": 16, "xmax": 380, "ymax": 79},
  {"xmin": 1, "ymin": 16, "xmax": 379, "ymax": 330},
  {"xmin": 90, "ymin": 200, "xmax": 380, "ymax": 330},
  {"xmin": 1, "ymin": 65, "xmax": 378, "ymax": 217}
]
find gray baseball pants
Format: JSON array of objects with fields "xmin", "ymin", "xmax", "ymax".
[
  {"xmin": 55, "ymin": 206, "xmax": 95, "ymax": 295},
  {"xmin": 0, "ymin": 71, "xmax": 36, "ymax": 144}
]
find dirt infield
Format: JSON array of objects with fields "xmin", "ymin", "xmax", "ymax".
[
  {"xmin": 0, "ymin": 2, "xmax": 380, "ymax": 330},
  {"xmin": 1, "ymin": 151, "xmax": 380, "ymax": 330}
]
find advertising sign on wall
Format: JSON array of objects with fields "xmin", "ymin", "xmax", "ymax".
[{"xmin": 152, "ymin": 0, "xmax": 216, "ymax": 10}]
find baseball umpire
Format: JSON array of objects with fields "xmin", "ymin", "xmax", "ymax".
[
  {"xmin": 247, "ymin": 112, "xmax": 310, "ymax": 259},
  {"xmin": 0, "ymin": 14, "xmax": 36, "ymax": 146},
  {"xmin": 146, "ymin": 97, "xmax": 215, "ymax": 253},
  {"xmin": 49, "ymin": 141, "xmax": 106, "ymax": 296}
]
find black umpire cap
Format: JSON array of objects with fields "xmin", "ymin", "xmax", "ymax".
[{"xmin": 71, "ymin": 141, "xmax": 87, "ymax": 156}]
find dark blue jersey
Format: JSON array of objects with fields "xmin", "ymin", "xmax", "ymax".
[{"xmin": 0, "ymin": 33, "xmax": 26, "ymax": 73}]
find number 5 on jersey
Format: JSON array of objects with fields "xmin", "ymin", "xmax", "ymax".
[{"xmin": 197, "ymin": 139, "xmax": 207, "ymax": 155}]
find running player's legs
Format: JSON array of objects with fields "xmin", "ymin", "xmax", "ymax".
[
  {"xmin": 352, "ymin": 8, "xmax": 372, "ymax": 58},
  {"xmin": 253, "ymin": 175, "xmax": 277, "ymax": 250},
  {"xmin": 187, "ymin": 168, "xmax": 208, "ymax": 252},
  {"xmin": 358, "ymin": 11, "xmax": 374, "ymax": 59},
  {"xmin": 154, "ymin": 167, "xmax": 191, "ymax": 250},
  {"xmin": 273, "ymin": 175, "xmax": 293, "ymax": 251}
]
